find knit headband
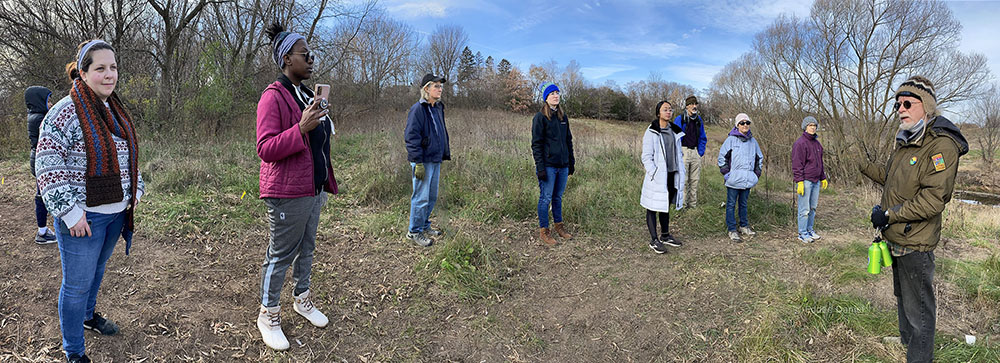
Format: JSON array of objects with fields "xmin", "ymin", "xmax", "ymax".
[
  {"xmin": 272, "ymin": 32, "xmax": 305, "ymax": 69},
  {"xmin": 78, "ymin": 40, "xmax": 108, "ymax": 71}
]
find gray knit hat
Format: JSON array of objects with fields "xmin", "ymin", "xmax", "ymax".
[{"xmin": 801, "ymin": 116, "xmax": 818, "ymax": 130}]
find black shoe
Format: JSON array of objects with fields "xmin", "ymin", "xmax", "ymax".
[
  {"xmin": 67, "ymin": 353, "xmax": 90, "ymax": 363},
  {"xmin": 660, "ymin": 234, "xmax": 681, "ymax": 247},
  {"xmin": 35, "ymin": 230, "xmax": 57, "ymax": 245},
  {"xmin": 83, "ymin": 312, "xmax": 119, "ymax": 335},
  {"xmin": 648, "ymin": 239, "xmax": 668, "ymax": 254}
]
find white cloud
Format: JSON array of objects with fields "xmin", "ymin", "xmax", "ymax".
[
  {"xmin": 581, "ymin": 65, "xmax": 637, "ymax": 79},
  {"xmin": 569, "ymin": 39, "xmax": 682, "ymax": 60},
  {"xmin": 651, "ymin": 0, "xmax": 812, "ymax": 34},
  {"xmin": 384, "ymin": 1, "xmax": 450, "ymax": 18},
  {"xmin": 665, "ymin": 63, "xmax": 725, "ymax": 90}
]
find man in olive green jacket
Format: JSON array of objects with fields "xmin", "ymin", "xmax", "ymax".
[{"xmin": 861, "ymin": 76, "xmax": 968, "ymax": 363}]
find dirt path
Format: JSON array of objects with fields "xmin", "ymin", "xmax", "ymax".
[{"xmin": 1, "ymin": 160, "xmax": 997, "ymax": 362}]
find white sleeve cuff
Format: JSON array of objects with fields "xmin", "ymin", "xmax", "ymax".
[
  {"xmin": 136, "ymin": 189, "xmax": 144, "ymax": 204},
  {"xmin": 62, "ymin": 206, "xmax": 85, "ymax": 230}
]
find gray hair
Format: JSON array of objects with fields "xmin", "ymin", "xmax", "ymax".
[{"xmin": 420, "ymin": 81, "xmax": 437, "ymax": 102}]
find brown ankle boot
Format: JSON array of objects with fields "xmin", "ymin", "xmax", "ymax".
[
  {"xmin": 539, "ymin": 227, "xmax": 557, "ymax": 245},
  {"xmin": 553, "ymin": 222, "xmax": 573, "ymax": 239}
]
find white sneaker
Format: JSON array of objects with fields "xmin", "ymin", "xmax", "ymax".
[
  {"xmin": 739, "ymin": 226, "xmax": 756, "ymax": 236},
  {"xmin": 294, "ymin": 290, "xmax": 329, "ymax": 328},
  {"xmin": 257, "ymin": 305, "xmax": 289, "ymax": 351},
  {"xmin": 810, "ymin": 231, "xmax": 822, "ymax": 240}
]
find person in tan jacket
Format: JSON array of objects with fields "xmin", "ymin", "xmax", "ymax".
[{"xmin": 860, "ymin": 76, "xmax": 968, "ymax": 363}]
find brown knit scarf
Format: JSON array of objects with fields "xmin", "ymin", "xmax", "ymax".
[{"xmin": 69, "ymin": 77, "xmax": 139, "ymax": 236}]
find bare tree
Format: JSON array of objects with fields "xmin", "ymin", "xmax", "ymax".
[
  {"xmin": 146, "ymin": 0, "xmax": 227, "ymax": 126},
  {"xmin": 710, "ymin": 0, "xmax": 992, "ymax": 181},
  {"xmin": 973, "ymin": 84, "xmax": 1000, "ymax": 165},
  {"xmin": 344, "ymin": 10, "xmax": 418, "ymax": 105},
  {"xmin": 422, "ymin": 25, "xmax": 468, "ymax": 84}
]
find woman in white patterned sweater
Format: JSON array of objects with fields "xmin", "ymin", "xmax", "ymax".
[{"xmin": 35, "ymin": 39, "xmax": 144, "ymax": 363}]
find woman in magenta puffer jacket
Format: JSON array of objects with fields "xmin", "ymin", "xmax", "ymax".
[{"xmin": 253, "ymin": 22, "xmax": 337, "ymax": 351}]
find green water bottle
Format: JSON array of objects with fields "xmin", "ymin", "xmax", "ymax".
[
  {"xmin": 868, "ymin": 242, "xmax": 881, "ymax": 275},
  {"xmin": 879, "ymin": 241, "xmax": 892, "ymax": 267}
]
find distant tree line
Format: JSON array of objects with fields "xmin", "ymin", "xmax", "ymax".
[
  {"xmin": 0, "ymin": 0, "xmax": 711, "ymax": 143},
  {"xmin": 708, "ymin": 0, "xmax": 996, "ymax": 181}
]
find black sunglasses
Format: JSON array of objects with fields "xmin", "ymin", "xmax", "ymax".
[
  {"xmin": 894, "ymin": 100, "xmax": 921, "ymax": 111},
  {"xmin": 738, "ymin": 121, "xmax": 751, "ymax": 126},
  {"xmin": 290, "ymin": 52, "xmax": 314, "ymax": 62}
]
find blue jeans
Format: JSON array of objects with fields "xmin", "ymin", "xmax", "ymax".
[
  {"xmin": 55, "ymin": 211, "xmax": 125, "ymax": 358},
  {"xmin": 537, "ymin": 167, "xmax": 568, "ymax": 228},
  {"xmin": 408, "ymin": 162, "xmax": 441, "ymax": 233},
  {"xmin": 796, "ymin": 180, "xmax": 820, "ymax": 238},
  {"xmin": 725, "ymin": 187, "xmax": 750, "ymax": 232}
]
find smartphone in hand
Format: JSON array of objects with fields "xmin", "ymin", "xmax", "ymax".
[{"xmin": 314, "ymin": 83, "xmax": 330, "ymax": 109}]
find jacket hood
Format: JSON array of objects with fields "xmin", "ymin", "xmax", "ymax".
[
  {"xmin": 650, "ymin": 118, "xmax": 682, "ymax": 133},
  {"xmin": 25, "ymin": 86, "xmax": 51, "ymax": 114},
  {"xmin": 729, "ymin": 127, "xmax": 752, "ymax": 140},
  {"xmin": 928, "ymin": 115, "xmax": 969, "ymax": 156}
]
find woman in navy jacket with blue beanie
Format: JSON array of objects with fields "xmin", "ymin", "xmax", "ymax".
[{"xmin": 531, "ymin": 82, "xmax": 575, "ymax": 245}]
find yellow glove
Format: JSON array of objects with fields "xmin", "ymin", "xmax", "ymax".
[
  {"xmin": 414, "ymin": 163, "xmax": 425, "ymax": 180},
  {"xmin": 821, "ymin": 179, "xmax": 828, "ymax": 190},
  {"xmin": 796, "ymin": 181, "xmax": 804, "ymax": 196}
]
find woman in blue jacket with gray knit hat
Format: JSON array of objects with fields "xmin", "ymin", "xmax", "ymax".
[
  {"xmin": 531, "ymin": 82, "xmax": 574, "ymax": 245},
  {"xmin": 718, "ymin": 113, "xmax": 763, "ymax": 243}
]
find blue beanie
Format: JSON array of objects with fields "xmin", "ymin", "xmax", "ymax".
[{"xmin": 540, "ymin": 82, "xmax": 559, "ymax": 101}]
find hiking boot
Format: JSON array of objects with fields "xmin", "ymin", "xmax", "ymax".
[
  {"xmin": 553, "ymin": 222, "xmax": 573, "ymax": 239},
  {"xmin": 538, "ymin": 227, "xmax": 557, "ymax": 246},
  {"xmin": 83, "ymin": 312, "xmax": 118, "ymax": 335},
  {"xmin": 424, "ymin": 226, "xmax": 444, "ymax": 237},
  {"xmin": 648, "ymin": 239, "xmax": 668, "ymax": 254},
  {"xmin": 257, "ymin": 305, "xmax": 289, "ymax": 351},
  {"xmin": 798, "ymin": 235, "xmax": 814, "ymax": 244},
  {"xmin": 293, "ymin": 290, "xmax": 328, "ymax": 328},
  {"xmin": 660, "ymin": 234, "xmax": 681, "ymax": 247},
  {"xmin": 728, "ymin": 231, "xmax": 742, "ymax": 243},
  {"xmin": 67, "ymin": 353, "xmax": 90, "ymax": 363},
  {"xmin": 35, "ymin": 229, "xmax": 57, "ymax": 245},
  {"xmin": 406, "ymin": 231, "xmax": 433, "ymax": 247},
  {"xmin": 809, "ymin": 231, "xmax": 822, "ymax": 240},
  {"xmin": 739, "ymin": 226, "xmax": 756, "ymax": 236},
  {"xmin": 882, "ymin": 336, "xmax": 904, "ymax": 346}
]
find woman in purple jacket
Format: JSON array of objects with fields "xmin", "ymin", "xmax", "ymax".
[
  {"xmin": 792, "ymin": 116, "xmax": 828, "ymax": 243},
  {"xmin": 254, "ymin": 22, "xmax": 338, "ymax": 351}
]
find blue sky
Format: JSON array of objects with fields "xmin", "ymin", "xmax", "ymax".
[{"xmin": 379, "ymin": 0, "xmax": 999, "ymax": 92}]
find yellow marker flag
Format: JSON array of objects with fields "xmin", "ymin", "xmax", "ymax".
[
  {"xmin": 241, "ymin": 191, "xmax": 246, "ymax": 200},
  {"xmin": 1, "ymin": 177, "xmax": 4, "ymax": 185}
]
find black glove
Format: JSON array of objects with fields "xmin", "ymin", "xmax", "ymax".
[
  {"xmin": 871, "ymin": 205, "xmax": 889, "ymax": 229},
  {"xmin": 537, "ymin": 169, "xmax": 547, "ymax": 181},
  {"xmin": 568, "ymin": 165, "xmax": 575, "ymax": 175}
]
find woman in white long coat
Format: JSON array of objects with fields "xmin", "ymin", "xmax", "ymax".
[{"xmin": 640, "ymin": 100, "xmax": 686, "ymax": 254}]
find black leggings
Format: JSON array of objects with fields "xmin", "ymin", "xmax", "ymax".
[{"xmin": 646, "ymin": 209, "xmax": 669, "ymax": 241}]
